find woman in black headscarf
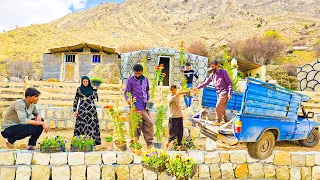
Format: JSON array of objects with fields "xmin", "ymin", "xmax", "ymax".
[{"xmin": 73, "ymin": 76, "xmax": 101, "ymax": 145}]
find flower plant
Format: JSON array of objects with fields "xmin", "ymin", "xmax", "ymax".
[
  {"xmin": 129, "ymin": 139, "xmax": 142, "ymax": 149},
  {"xmin": 142, "ymin": 149, "xmax": 170, "ymax": 172},
  {"xmin": 166, "ymin": 154, "xmax": 197, "ymax": 180},
  {"xmin": 126, "ymin": 92, "xmax": 142, "ymax": 139},
  {"xmin": 155, "ymin": 105, "xmax": 166, "ymax": 143},
  {"xmin": 105, "ymin": 103, "xmax": 125, "ymax": 142},
  {"xmin": 172, "ymin": 137, "xmax": 196, "ymax": 150},
  {"xmin": 150, "ymin": 64, "xmax": 165, "ymax": 102},
  {"xmin": 91, "ymin": 77, "xmax": 104, "ymax": 83},
  {"xmin": 40, "ymin": 135, "xmax": 67, "ymax": 152},
  {"xmin": 71, "ymin": 135, "xmax": 94, "ymax": 151},
  {"xmin": 104, "ymin": 136, "xmax": 113, "ymax": 142}
]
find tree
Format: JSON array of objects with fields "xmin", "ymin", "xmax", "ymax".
[
  {"xmin": 7, "ymin": 59, "xmax": 34, "ymax": 79},
  {"xmin": 221, "ymin": 49, "xmax": 239, "ymax": 91},
  {"xmin": 187, "ymin": 41, "xmax": 208, "ymax": 57},
  {"xmin": 231, "ymin": 35, "xmax": 285, "ymax": 65},
  {"xmin": 315, "ymin": 40, "xmax": 320, "ymax": 57}
]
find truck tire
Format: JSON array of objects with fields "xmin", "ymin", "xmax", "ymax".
[
  {"xmin": 247, "ymin": 131, "xmax": 275, "ymax": 160},
  {"xmin": 298, "ymin": 129, "xmax": 320, "ymax": 147}
]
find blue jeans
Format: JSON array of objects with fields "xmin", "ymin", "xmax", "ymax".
[{"xmin": 184, "ymin": 83, "xmax": 193, "ymax": 107}]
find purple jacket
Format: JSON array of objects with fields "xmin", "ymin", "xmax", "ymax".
[
  {"xmin": 197, "ymin": 69, "xmax": 233, "ymax": 97},
  {"xmin": 124, "ymin": 76, "xmax": 150, "ymax": 110}
]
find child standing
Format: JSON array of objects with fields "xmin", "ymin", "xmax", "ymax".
[
  {"xmin": 166, "ymin": 85, "xmax": 187, "ymax": 150},
  {"xmin": 183, "ymin": 62, "xmax": 199, "ymax": 107}
]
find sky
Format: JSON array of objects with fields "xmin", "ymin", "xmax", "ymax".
[{"xmin": 0, "ymin": 0, "xmax": 124, "ymax": 32}]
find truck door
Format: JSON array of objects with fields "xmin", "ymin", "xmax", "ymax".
[{"xmin": 292, "ymin": 118, "xmax": 310, "ymax": 140}]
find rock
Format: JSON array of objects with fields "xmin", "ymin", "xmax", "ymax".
[
  {"xmin": 143, "ymin": 168, "xmax": 157, "ymax": 180},
  {"xmin": 117, "ymin": 165, "xmax": 129, "ymax": 180},
  {"xmin": 87, "ymin": 165, "xmax": 101, "ymax": 180},
  {"xmin": 71, "ymin": 165, "xmax": 86, "ymax": 180},
  {"xmin": 235, "ymin": 164, "xmax": 248, "ymax": 179},
  {"xmin": 133, "ymin": 154, "xmax": 142, "ymax": 164},
  {"xmin": 209, "ymin": 164, "xmax": 221, "ymax": 180},
  {"xmin": 261, "ymin": 153, "xmax": 274, "ymax": 163},
  {"xmin": 274, "ymin": 152, "xmax": 291, "ymax": 165},
  {"xmin": 85, "ymin": 152, "xmax": 102, "ymax": 165},
  {"xmin": 50, "ymin": 152, "xmax": 68, "ymax": 165},
  {"xmin": 32, "ymin": 152, "xmax": 50, "ymax": 165},
  {"xmin": 219, "ymin": 152, "xmax": 230, "ymax": 163},
  {"xmin": 230, "ymin": 151, "xmax": 247, "ymax": 164},
  {"xmin": 87, "ymin": 63, "xmax": 120, "ymax": 84},
  {"xmin": 247, "ymin": 153, "xmax": 259, "ymax": 163},
  {"xmin": 248, "ymin": 163, "xmax": 264, "ymax": 178},
  {"xmin": 68, "ymin": 152, "xmax": 85, "ymax": 165},
  {"xmin": 158, "ymin": 172, "xmax": 172, "ymax": 180},
  {"xmin": 198, "ymin": 164, "xmax": 210, "ymax": 179},
  {"xmin": 102, "ymin": 165, "xmax": 115, "ymax": 180},
  {"xmin": 0, "ymin": 151, "xmax": 15, "ymax": 165},
  {"xmin": 183, "ymin": 128, "xmax": 190, "ymax": 138},
  {"xmin": 305, "ymin": 155, "xmax": 315, "ymax": 167},
  {"xmin": 290, "ymin": 167, "xmax": 301, "ymax": 180},
  {"xmin": 102, "ymin": 152, "xmax": 117, "ymax": 164},
  {"xmin": 31, "ymin": 165, "xmax": 50, "ymax": 180},
  {"xmin": 312, "ymin": 166, "xmax": 320, "ymax": 180},
  {"xmin": 117, "ymin": 152, "xmax": 133, "ymax": 165},
  {"xmin": 301, "ymin": 167, "xmax": 312, "ymax": 180},
  {"xmin": 205, "ymin": 138, "xmax": 217, "ymax": 151},
  {"xmin": 0, "ymin": 167, "xmax": 16, "ymax": 180},
  {"xmin": 52, "ymin": 166, "xmax": 70, "ymax": 180},
  {"xmin": 315, "ymin": 153, "xmax": 320, "ymax": 165},
  {"xmin": 204, "ymin": 152, "xmax": 220, "ymax": 164},
  {"xmin": 264, "ymin": 165, "xmax": 276, "ymax": 179},
  {"xmin": 291, "ymin": 154, "xmax": 305, "ymax": 166},
  {"xmin": 16, "ymin": 152, "xmax": 33, "ymax": 165},
  {"xmin": 276, "ymin": 166, "xmax": 290, "ymax": 180},
  {"xmin": 15, "ymin": 166, "xmax": 31, "ymax": 180},
  {"xmin": 188, "ymin": 151, "xmax": 204, "ymax": 164},
  {"xmin": 193, "ymin": 138, "xmax": 206, "ymax": 150},
  {"xmin": 220, "ymin": 163, "xmax": 234, "ymax": 179},
  {"xmin": 190, "ymin": 127, "xmax": 200, "ymax": 138},
  {"xmin": 130, "ymin": 164, "xmax": 143, "ymax": 180}
]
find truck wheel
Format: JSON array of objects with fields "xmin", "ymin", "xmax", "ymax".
[
  {"xmin": 298, "ymin": 129, "xmax": 320, "ymax": 147},
  {"xmin": 247, "ymin": 131, "xmax": 275, "ymax": 160}
]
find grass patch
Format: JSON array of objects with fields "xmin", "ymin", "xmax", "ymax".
[{"xmin": 274, "ymin": 51, "xmax": 318, "ymax": 65}]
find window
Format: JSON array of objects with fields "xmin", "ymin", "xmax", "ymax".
[
  {"xmin": 92, "ymin": 55, "xmax": 101, "ymax": 63},
  {"xmin": 65, "ymin": 54, "xmax": 75, "ymax": 63}
]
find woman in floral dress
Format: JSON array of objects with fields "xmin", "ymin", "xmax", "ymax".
[{"xmin": 73, "ymin": 76, "xmax": 101, "ymax": 145}]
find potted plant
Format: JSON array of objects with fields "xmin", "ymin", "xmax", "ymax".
[
  {"xmin": 171, "ymin": 137, "xmax": 196, "ymax": 151},
  {"xmin": 127, "ymin": 92, "xmax": 143, "ymax": 154},
  {"xmin": 70, "ymin": 135, "xmax": 94, "ymax": 152},
  {"xmin": 39, "ymin": 135, "xmax": 67, "ymax": 153},
  {"xmin": 104, "ymin": 135, "xmax": 114, "ymax": 151},
  {"xmin": 148, "ymin": 64, "xmax": 165, "ymax": 109},
  {"xmin": 91, "ymin": 77, "xmax": 104, "ymax": 87},
  {"xmin": 154, "ymin": 105, "xmax": 166, "ymax": 149},
  {"xmin": 166, "ymin": 154, "xmax": 197, "ymax": 180},
  {"xmin": 105, "ymin": 104, "xmax": 127, "ymax": 151},
  {"xmin": 129, "ymin": 140, "xmax": 143, "ymax": 156},
  {"xmin": 142, "ymin": 149, "xmax": 169, "ymax": 173}
]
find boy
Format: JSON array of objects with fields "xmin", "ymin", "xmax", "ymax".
[
  {"xmin": 1, "ymin": 88, "xmax": 50, "ymax": 150},
  {"xmin": 183, "ymin": 62, "xmax": 199, "ymax": 107},
  {"xmin": 166, "ymin": 85, "xmax": 187, "ymax": 150}
]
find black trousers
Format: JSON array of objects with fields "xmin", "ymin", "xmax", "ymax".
[
  {"xmin": 168, "ymin": 117, "xmax": 184, "ymax": 146},
  {"xmin": 1, "ymin": 119, "xmax": 44, "ymax": 146}
]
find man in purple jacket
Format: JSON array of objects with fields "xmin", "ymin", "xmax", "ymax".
[
  {"xmin": 193, "ymin": 60, "xmax": 233, "ymax": 126},
  {"xmin": 124, "ymin": 64, "xmax": 154, "ymax": 148}
]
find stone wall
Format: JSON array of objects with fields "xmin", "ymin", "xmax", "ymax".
[
  {"xmin": 42, "ymin": 53, "xmax": 61, "ymax": 80},
  {"xmin": 1, "ymin": 150, "xmax": 320, "ymax": 180},
  {"xmin": 297, "ymin": 59, "xmax": 320, "ymax": 91}
]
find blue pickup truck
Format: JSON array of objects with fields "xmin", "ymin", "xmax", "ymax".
[{"xmin": 202, "ymin": 78, "xmax": 320, "ymax": 159}]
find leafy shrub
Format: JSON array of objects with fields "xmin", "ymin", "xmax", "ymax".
[
  {"xmin": 257, "ymin": 24, "xmax": 262, "ymax": 28},
  {"xmin": 315, "ymin": 40, "xmax": 320, "ymax": 57},
  {"xmin": 267, "ymin": 67, "xmax": 297, "ymax": 90}
]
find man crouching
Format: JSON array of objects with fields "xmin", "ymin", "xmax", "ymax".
[{"xmin": 1, "ymin": 88, "xmax": 50, "ymax": 150}]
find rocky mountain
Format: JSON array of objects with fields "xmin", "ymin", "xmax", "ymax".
[{"xmin": 0, "ymin": 0, "xmax": 319, "ymax": 65}]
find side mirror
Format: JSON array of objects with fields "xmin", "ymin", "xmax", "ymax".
[{"xmin": 307, "ymin": 112, "xmax": 314, "ymax": 119}]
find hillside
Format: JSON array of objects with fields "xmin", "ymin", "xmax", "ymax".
[{"xmin": 0, "ymin": 0, "xmax": 320, "ymax": 71}]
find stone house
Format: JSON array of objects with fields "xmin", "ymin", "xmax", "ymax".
[
  {"xmin": 42, "ymin": 43, "xmax": 120, "ymax": 82},
  {"xmin": 120, "ymin": 47, "xmax": 208, "ymax": 87}
]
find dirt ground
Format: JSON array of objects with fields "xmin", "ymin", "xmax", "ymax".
[{"xmin": 1, "ymin": 128, "xmax": 320, "ymax": 152}]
